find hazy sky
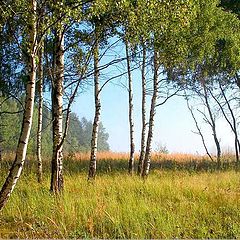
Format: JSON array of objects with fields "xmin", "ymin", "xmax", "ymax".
[
  {"xmin": 71, "ymin": 40, "xmax": 235, "ymax": 155},
  {"xmin": 72, "ymin": 74, "xmax": 234, "ymax": 155}
]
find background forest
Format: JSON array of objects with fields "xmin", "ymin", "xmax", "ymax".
[{"xmin": 0, "ymin": 98, "xmax": 110, "ymax": 154}]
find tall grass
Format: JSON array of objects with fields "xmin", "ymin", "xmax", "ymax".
[{"xmin": 0, "ymin": 152, "xmax": 239, "ymax": 238}]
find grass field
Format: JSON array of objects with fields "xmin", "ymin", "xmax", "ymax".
[{"xmin": 0, "ymin": 152, "xmax": 240, "ymax": 238}]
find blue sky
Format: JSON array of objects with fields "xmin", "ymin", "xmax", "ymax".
[
  {"xmin": 72, "ymin": 73, "xmax": 234, "ymax": 155},
  {"xmin": 71, "ymin": 39, "xmax": 235, "ymax": 155}
]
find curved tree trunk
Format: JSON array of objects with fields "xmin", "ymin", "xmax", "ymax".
[
  {"xmin": 126, "ymin": 41, "xmax": 135, "ymax": 174},
  {"xmin": 36, "ymin": 42, "xmax": 43, "ymax": 183},
  {"xmin": 210, "ymin": 83, "xmax": 240, "ymax": 164},
  {"xmin": 186, "ymin": 94, "xmax": 214, "ymax": 162},
  {"xmin": 202, "ymin": 82, "xmax": 221, "ymax": 168},
  {"xmin": 138, "ymin": 43, "xmax": 146, "ymax": 175},
  {"xmin": 219, "ymin": 83, "xmax": 240, "ymax": 163},
  {"xmin": 0, "ymin": 0, "xmax": 37, "ymax": 211},
  {"xmin": 88, "ymin": 26, "xmax": 100, "ymax": 180},
  {"xmin": 50, "ymin": 29, "xmax": 64, "ymax": 193},
  {"xmin": 142, "ymin": 49, "xmax": 159, "ymax": 178}
]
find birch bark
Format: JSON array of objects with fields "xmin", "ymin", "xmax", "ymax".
[
  {"xmin": 138, "ymin": 44, "xmax": 146, "ymax": 175},
  {"xmin": 0, "ymin": 0, "xmax": 37, "ymax": 210},
  {"xmin": 142, "ymin": 49, "xmax": 159, "ymax": 178},
  {"xmin": 88, "ymin": 26, "xmax": 100, "ymax": 180},
  {"xmin": 126, "ymin": 42, "xmax": 135, "ymax": 174},
  {"xmin": 37, "ymin": 42, "xmax": 43, "ymax": 183},
  {"xmin": 0, "ymin": 125, "xmax": 2, "ymax": 162},
  {"xmin": 50, "ymin": 29, "xmax": 64, "ymax": 192}
]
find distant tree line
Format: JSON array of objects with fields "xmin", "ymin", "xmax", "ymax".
[{"xmin": 0, "ymin": 98, "xmax": 109, "ymax": 155}]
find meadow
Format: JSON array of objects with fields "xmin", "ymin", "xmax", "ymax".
[{"xmin": 0, "ymin": 152, "xmax": 240, "ymax": 238}]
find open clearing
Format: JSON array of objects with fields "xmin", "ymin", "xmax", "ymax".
[{"xmin": 0, "ymin": 153, "xmax": 240, "ymax": 238}]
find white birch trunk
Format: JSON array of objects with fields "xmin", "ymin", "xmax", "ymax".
[
  {"xmin": 50, "ymin": 29, "xmax": 64, "ymax": 193},
  {"xmin": 142, "ymin": 49, "xmax": 159, "ymax": 178},
  {"xmin": 138, "ymin": 44, "xmax": 146, "ymax": 175},
  {"xmin": 0, "ymin": 129, "xmax": 2, "ymax": 162},
  {"xmin": 126, "ymin": 42, "xmax": 135, "ymax": 174},
  {"xmin": 0, "ymin": 41, "xmax": 3, "ymax": 161},
  {"xmin": 37, "ymin": 44, "xmax": 43, "ymax": 183},
  {"xmin": 88, "ymin": 27, "xmax": 100, "ymax": 180},
  {"xmin": 0, "ymin": 113, "xmax": 2, "ymax": 162},
  {"xmin": 0, "ymin": 0, "xmax": 37, "ymax": 211}
]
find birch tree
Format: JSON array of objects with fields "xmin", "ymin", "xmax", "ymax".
[
  {"xmin": 138, "ymin": 42, "xmax": 147, "ymax": 175},
  {"xmin": 88, "ymin": 23, "xmax": 101, "ymax": 180},
  {"xmin": 218, "ymin": 83, "xmax": 240, "ymax": 164},
  {"xmin": 142, "ymin": 47, "xmax": 159, "ymax": 177},
  {"xmin": 0, "ymin": 0, "xmax": 37, "ymax": 211},
  {"xmin": 201, "ymin": 81, "xmax": 221, "ymax": 167},
  {"xmin": 87, "ymin": 0, "xmax": 126, "ymax": 179},
  {"xmin": 125, "ymin": 41, "xmax": 135, "ymax": 174},
  {"xmin": 0, "ymin": 114, "xmax": 2, "ymax": 161},
  {"xmin": 50, "ymin": 24, "xmax": 64, "ymax": 193},
  {"xmin": 185, "ymin": 93, "xmax": 214, "ymax": 161},
  {"xmin": 140, "ymin": 0, "xmax": 195, "ymax": 177},
  {"xmin": 209, "ymin": 81, "xmax": 240, "ymax": 164},
  {"xmin": 49, "ymin": 0, "xmax": 83, "ymax": 192},
  {"xmin": 36, "ymin": 5, "xmax": 45, "ymax": 183},
  {"xmin": 37, "ymin": 44, "xmax": 43, "ymax": 183}
]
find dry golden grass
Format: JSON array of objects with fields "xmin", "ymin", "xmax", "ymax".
[
  {"xmin": 70, "ymin": 151, "xmax": 237, "ymax": 174},
  {"xmin": 73, "ymin": 151, "xmax": 235, "ymax": 163},
  {"xmin": 0, "ymin": 151, "xmax": 239, "ymax": 238},
  {"xmin": 74, "ymin": 151, "xmax": 130, "ymax": 161},
  {"xmin": 73, "ymin": 151, "xmax": 204, "ymax": 161},
  {"xmin": 3, "ymin": 150, "xmax": 235, "ymax": 164},
  {"xmin": 2, "ymin": 151, "xmax": 236, "ymax": 177}
]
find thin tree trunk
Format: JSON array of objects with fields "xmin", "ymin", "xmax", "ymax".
[
  {"xmin": 0, "ymin": 0, "xmax": 37, "ymax": 211},
  {"xmin": 0, "ymin": 30, "xmax": 3, "ymax": 94},
  {"xmin": 0, "ymin": 27, "xmax": 3, "ymax": 161},
  {"xmin": 210, "ymin": 83, "xmax": 240, "ymax": 163},
  {"xmin": 36, "ymin": 41, "xmax": 43, "ymax": 183},
  {"xmin": 219, "ymin": 83, "xmax": 240, "ymax": 163},
  {"xmin": 0, "ymin": 130, "xmax": 2, "ymax": 162},
  {"xmin": 50, "ymin": 29, "xmax": 64, "ymax": 193},
  {"xmin": 138, "ymin": 43, "xmax": 146, "ymax": 175},
  {"xmin": 88, "ymin": 26, "xmax": 100, "ymax": 180},
  {"xmin": 126, "ymin": 41, "xmax": 135, "ymax": 174},
  {"xmin": 142, "ymin": 48, "xmax": 159, "ymax": 178},
  {"xmin": 0, "ymin": 111, "xmax": 2, "ymax": 162},
  {"xmin": 202, "ymin": 82, "xmax": 221, "ymax": 168},
  {"xmin": 186, "ymin": 94, "xmax": 214, "ymax": 161}
]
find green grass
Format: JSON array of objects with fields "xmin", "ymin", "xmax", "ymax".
[{"xmin": 0, "ymin": 160, "xmax": 240, "ymax": 238}]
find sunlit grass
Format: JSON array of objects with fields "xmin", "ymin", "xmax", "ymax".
[{"xmin": 0, "ymin": 152, "xmax": 239, "ymax": 238}]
